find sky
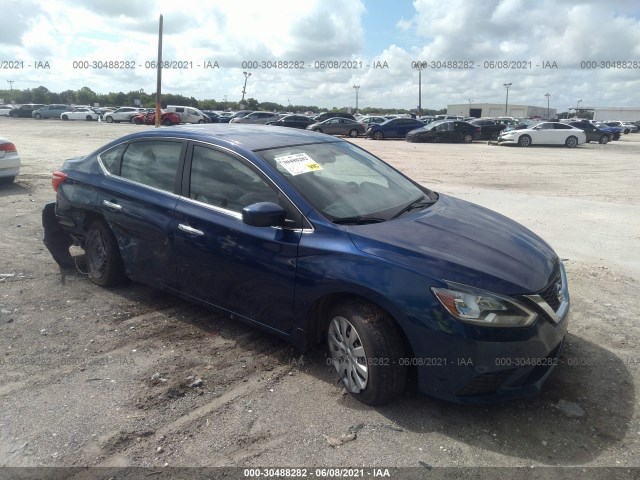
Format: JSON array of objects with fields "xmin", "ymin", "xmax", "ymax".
[{"xmin": 1, "ymin": 0, "xmax": 640, "ymax": 111}]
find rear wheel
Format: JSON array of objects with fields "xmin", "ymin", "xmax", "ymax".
[
  {"xmin": 105, "ymin": 116, "xmax": 113, "ymax": 123},
  {"xmin": 565, "ymin": 136, "xmax": 578, "ymax": 148},
  {"xmin": 85, "ymin": 221, "xmax": 126, "ymax": 287},
  {"xmin": 599, "ymin": 135, "xmax": 609, "ymax": 144},
  {"xmin": 518, "ymin": 135, "xmax": 531, "ymax": 147},
  {"xmin": 34, "ymin": 113, "xmax": 42, "ymax": 119},
  {"xmin": 197, "ymin": 119, "xmax": 204, "ymax": 124},
  {"xmin": 327, "ymin": 301, "xmax": 406, "ymax": 405},
  {"xmin": 372, "ymin": 131, "xmax": 384, "ymax": 140},
  {"xmin": 462, "ymin": 133, "xmax": 474, "ymax": 143},
  {"xmin": 86, "ymin": 115, "xmax": 93, "ymax": 121},
  {"xmin": 61, "ymin": 114, "xmax": 69, "ymax": 121},
  {"xmin": 348, "ymin": 129, "xmax": 359, "ymax": 137},
  {"xmin": 134, "ymin": 118, "xmax": 143, "ymax": 125},
  {"xmin": 163, "ymin": 118, "xmax": 172, "ymax": 126}
]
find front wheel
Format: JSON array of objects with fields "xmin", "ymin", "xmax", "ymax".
[
  {"xmin": 85, "ymin": 221, "xmax": 126, "ymax": 287},
  {"xmin": 197, "ymin": 119, "xmax": 204, "ymax": 124},
  {"xmin": 34, "ymin": 113, "xmax": 42, "ymax": 119},
  {"xmin": 372, "ymin": 131, "xmax": 384, "ymax": 140},
  {"xmin": 134, "ymin": 118, "xmax": 143, "ymax": 125},
  {"xmin": 61, "ymin": 115, "xmax": 69, "ymax": 121},
  {"xmin": 327, "ymin": 301, "xmax": 406, "ymax": 405},
  {"xmin": 565, "ymin": 136, "xmax": 578, "ymax": 148},
  {"xmin": 599, "ymin": 135, "xmax": 609, "ymax": 144},
  {"xmin": 462, "ymin": 133, "xmax": 474, "ymax": 143},
  {"xmin": 105, "ymin": 116, "xmax": 114, "ymax": 123},
  {"xmin": 163, "ymin": 118, "xmax": 172, "ymax": 126},
  {"xmin": 348, "ymin": 129, "xmax": 359, "ymax": 138},
  {"xmin": 518, "ymin": 135, "xmax": 531, "ymax": 147}
]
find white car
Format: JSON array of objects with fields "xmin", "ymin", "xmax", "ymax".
[
  {"xmin": 229, "ymin": 111, "xmax": 280, "ymax": 124},
  {"xmin": 60, "ymin": 107, "xmax": 99, "ymax": 121},
  {"xmin": 497, "ymin": 121, "xmax": 586, "ymax": 148},
  {"xmin": 0, "ymin": 138, "xmax": 20, "ymax": 183},
  {"xmin": 0, "ymin": 105, "xmax": 15, "ymax": 117},
  {"xmin": 103, "ymin": 107, "xmax": 146, "ymax": 123}
]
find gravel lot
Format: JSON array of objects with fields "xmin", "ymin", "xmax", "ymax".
[{"xmin": 0, "ymin": 118, "xmax": 639, "ymax": 477}]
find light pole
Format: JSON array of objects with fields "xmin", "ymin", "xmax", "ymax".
[
  {"xmin": 414, "ymin": 63, "xmax": 425, "ymax": 115},
  {"xmin": 241, "ymin": 71, "xmax": 251, "ymax": 103},
  {"xmin": 468, "ymin": 98, "xmax": 473, "ymax": 116},
  {"xmin": 352, "ymin": 85, "xmax": 360, "ymax": 114},
  {"xmin": 7, "ymin": 80, "xmax": 14, "ymax": 102},
  {"xmin": 503, "ymin": 83, "xmax": 512, "ymax": 116},
  {"xmin": 576, "ymin": 99, "xmax": 582, "ymax": 119},
  {"xmin": 544, "ymin": 93, "xmax": 550, "ymax": 119}
]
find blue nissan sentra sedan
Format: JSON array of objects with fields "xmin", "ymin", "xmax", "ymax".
[{"xmin": 42, "ymin": 125, "xmax": 569, "ymax": 405}]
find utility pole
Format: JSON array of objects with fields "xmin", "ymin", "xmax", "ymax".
[
  {"xmin": 503, "ymin": 83, "xmax": 512, "ymax": 116},
  {"xmin": 241, "ymin": 72, "xmax": 251, "ymax": 103},
  {"xmin": 352, "ymin": 85, "xmax": 360, "ymax": 113},
  {"xmin": 544, "ymin": 93, "xmax": 550, "ymax": 120},
  {"xmin": 6, "ymin": 80, "xmax": 14, "ymax": 102}
]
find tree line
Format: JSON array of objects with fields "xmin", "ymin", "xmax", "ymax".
[{"xmin": 0, "ymin": 85, "xmax": 445, "ymax": 115}]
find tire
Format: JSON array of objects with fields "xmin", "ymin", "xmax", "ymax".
[
  {"xmin": 105, "ymin": 116, "xmax": 113, "ymax": 123},
  {"xmin": 86, "ymin": 115, "xmax": 93, "ymax": 121},
  {"xmin": 599, "ymin": 135, "xmax": 609, "ymax": 144},
  {"xmin": 372, "ymin": 131, "xmax": 384, "ymax": 140},
  {"xmin": 348, "ymin": 129, "xmax": 359, "ymax": 138},
  {"xmin": 490, "ymin": 131, "xmax": 500, "ymax": 140},
  {"xmin": 163, "ymin": 118, "xmax": 172, "ymax": 126},
  {"xmin": 134, "ymin": 118, "xmax": 143, "ymax": 125},
  {"xmin": 34, "ymin": 113, "xmax": 42, "ymax": 119},
  {"xmin": 565, "ymin": 136, "xmax": 578, "ymax": 148},
  {"xmin": 0, "ymin": 176, "xmax": 15, "ymax": 184},
  {"xmin": 462, "ymin": 133, "xmax": 473, "ymax": 143},
  {"xmin": 85, "ymin": 220, "xmax": 126, "ymax": 287},
  {"xmin": 518, "ymin": 135, "xmax": 531, "ymax": 147},
  {"xmin": 197, "ymin": 119, "xmax": 204, "ymax": 124},
  {"xmin": 624, "ymin": 129, "xmax": 630, "ymax": 134},
  {"xmin": 327, "ymin": 301, "xmax": 406, "ymax": 405},
  {"xmin": 61, "ymin": 115, "xmax": 69, "ymax": 121}
]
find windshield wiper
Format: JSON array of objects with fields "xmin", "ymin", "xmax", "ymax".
[
  {"xmin": 332, "ymin": 216, "xmax": 387, "ymax": 225},
  {"xmin": 391, "ymin": 195, "xmax": 434, "ymax": 219}
]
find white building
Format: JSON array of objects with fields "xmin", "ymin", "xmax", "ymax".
[
  {"xmin": 447, "ymin": 103, "xmax": 557, "ymax": 119},
  {"xmin": 593, "ymin": 108, "xmax": 640, "ymax": 122}
]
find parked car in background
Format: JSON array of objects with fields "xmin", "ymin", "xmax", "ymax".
[
  {"xmin": 497, "ymin": 122, "xmax": 586, "ymax": 147},
  {"xmin": 131, "ymin": 111, "xmax": 181, "ymax": 126},
  {"xmin": 267, "ymin": 114, "xmax": 314, "ymax": 129},
  {"xmin": 229, "ymin": 110, "xmax": 254, "ymax": 120},
  {"xmin": 0, "ymin": 105, "xmax": 16, "ymax": 116},
  {"xmin": 41, "ymin": 125, "xmax": 570, "ymax": 406},
  {"xmin": 201, "ymin": 110, "xmax": 221, "ymax": 123},
  {"xmin": 9, "ymin": 104, "xmax": 44, "ymax": 118},
  {"xmin": 469, "ymin": 119, "xmax": 507, "ymax": 140},
  {"xmin": 306, "ymin": 117, "xmax": 366, "ymax": 137},
  {"xmin": 365, "ymin": 118, "xmax": 425, "ymax": 140},
  {"xmin": 230, "ymin": 111, "xmax": 280, "ymax": 124},
  {"xmin": 592, "ymin": 123, "xmax": 620, "ymax": 140},
  {"xmin": 604, "ymin": 121, "xmax": 637, "ymax": 134},
  {"xmin": 406, "ymin": 120, "xmax": 480, "ymax": 143},
  {"xmin": 216, "ymin": 112, "xmax": 234, "ymax": 123},
  {"xmin": 60, "ymin": 107, "xmax": 99, "ymax": 121},
  {"xmin": 568, "ymin": 121, "xmax": 612, "ymax": 144},
  {"xmin": 103, "ymin": 107, "xmax": 146, "ymax": 123},
  {"xmin": 32, "ymin": 104, "xmax": 69, "ymax": 119},
  {"xmin": 0, "ymin": 138, "xmax": 20, "ymax": 183},
  {"xmin": 359, "ymin": 116, "xmax": 387, "ymax": 128},
  {"xmin": 165, "ymin": 106, "xmax": 210, "ymax": 124},
  {"xmin": 313, "ymin": 112, "xmax": 356, "ymax": 123}
]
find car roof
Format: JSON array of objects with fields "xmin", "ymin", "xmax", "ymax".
[{"xmin": 103, "ymin": 124, "xmax": 341, "ymax": 152}]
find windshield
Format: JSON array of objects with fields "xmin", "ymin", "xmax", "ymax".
[{"xmin": 256, "ymin": 141, "xmax": 433, "ymax": 221}]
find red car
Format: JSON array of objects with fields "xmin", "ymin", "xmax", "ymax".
[{"xmin": 132, "ymin": 111, "xmax": 181, "ymax": 126}]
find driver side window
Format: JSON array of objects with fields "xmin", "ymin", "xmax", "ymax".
[{"xmin": 189, "ymin": 146, "xmax": 280, "ymax": 213}]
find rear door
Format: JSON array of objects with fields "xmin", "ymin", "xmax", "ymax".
[
  {"xmin": 173, "ymin": 143, "xmax": 303, "ymax": 333},
  {"xmin": 97, "ymin": 139, "xmax": 186, "ymax": 287}
]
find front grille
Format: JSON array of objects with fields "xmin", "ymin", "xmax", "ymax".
[
  {"xmin": 456, "ymin": 369, "xmax": 517, "ymax": 396},
  {"xmin": 538, "ymin": 273, "xmax": 562, "ymax": 311}
]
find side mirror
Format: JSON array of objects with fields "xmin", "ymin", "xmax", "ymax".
[{"xmin": 242, "ymin": 202, "xmax": 286, "ymax": 227}]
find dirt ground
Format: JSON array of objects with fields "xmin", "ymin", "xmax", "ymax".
[{"xmin": 0, "ymin": 119, "xmax": 639, "ymax": 477}]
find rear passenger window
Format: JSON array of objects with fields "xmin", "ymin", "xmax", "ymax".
[
  {"xmin": 189, "ymin": 146, "xmax": 279, "ymax": 212},
  {"xmin": 120, "ymin": 141, "xmax": 182, "ymax": 192},
  {"xmin": 99, "ymin": 144, "xmax": 127, "ymax": 175}
]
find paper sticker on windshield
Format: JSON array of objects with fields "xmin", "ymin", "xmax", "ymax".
[{"xmin": 275, "ymin": 153, "xmax": 323, "ymax": 176}]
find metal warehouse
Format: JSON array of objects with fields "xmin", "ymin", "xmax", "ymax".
[{"xmin": 447, "ymin": 103, "xmax": 557, "ymax": 119}]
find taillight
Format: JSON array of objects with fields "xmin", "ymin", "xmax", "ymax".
[
  {"xmin": 52, "ymin": 171, "xmax": 68, "ymax": 192},
  {"xmin": 0, "ymin": 142, "xmax": 17, "ymax": 153}
]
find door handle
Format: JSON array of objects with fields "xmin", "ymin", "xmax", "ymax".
[
  {"xmin": 178, "ymin": 224, "xmax": 205, "ymax": 236},
  {"xmin": 103, "ymin": 200, "xmax": 122, "ymax": 211}
]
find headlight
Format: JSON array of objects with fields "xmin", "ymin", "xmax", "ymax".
[{"xmin": 431, "ymin": 282, "xmax": 537, "ymax": 327}]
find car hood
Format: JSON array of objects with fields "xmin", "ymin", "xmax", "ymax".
[{"xmin": 346, "ymin": 194, "xmax": 558, "ymax": 294}]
